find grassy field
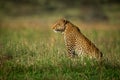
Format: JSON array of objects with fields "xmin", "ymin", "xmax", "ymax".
[{"xmin": 0, "ymin": 18, "xmax": 120, "ymax": 80}]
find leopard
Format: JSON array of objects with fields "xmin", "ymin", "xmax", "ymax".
[{"xmin": 51, "ymin": 18, "xmax": 103, "ymax": 61}]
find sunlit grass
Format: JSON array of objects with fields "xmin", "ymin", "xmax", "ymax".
[{"xmin": 0, "ymin": 19, "xmax": 120, "ymax": 80}]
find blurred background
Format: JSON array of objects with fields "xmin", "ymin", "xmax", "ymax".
[{"xmin": 0, "ymin": 0, "xmax": 120, "ymax": 28}]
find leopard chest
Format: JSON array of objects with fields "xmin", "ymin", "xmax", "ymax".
[
  {"xmin": 63, "ymin": 32, "xmax": 76, "ymax": 47},
  {"xmin": 64, "ymin": 31, "xmax": 86, "ymax": 55}
]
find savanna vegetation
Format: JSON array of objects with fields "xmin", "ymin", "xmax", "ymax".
[{"xmin": 0, "ymin": 0, "xmax": 120, "ymax": 80}]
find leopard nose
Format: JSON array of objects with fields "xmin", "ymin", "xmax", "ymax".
[
  {"xmin": 50, "ymin": 24, "xmax": 54, "ymax": 29},
  {"xmin": 51, "ymin": 24, "xmax": 56, "ymax": 29},
  {"xmin": 51, "ymin": 25, "xmax": 54, "ymax": 29}
]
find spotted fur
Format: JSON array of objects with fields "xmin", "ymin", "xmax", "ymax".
[{"xmin": 51, "ymin": 18, "xmax": 103, "ymax": 60}]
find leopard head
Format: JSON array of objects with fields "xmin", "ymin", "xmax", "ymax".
[{"xmin": 51, "ymin": 18, "xmax": 68, "ymax": 33}]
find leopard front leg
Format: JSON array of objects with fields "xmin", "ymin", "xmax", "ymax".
[{"xmin": 66, "ymin": 45, "xmax": 76, "ymax": 58}]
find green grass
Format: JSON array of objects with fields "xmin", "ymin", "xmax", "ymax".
[{"xmin": 0, "ymin": 20, "xmax": 120, "ymax": 80}]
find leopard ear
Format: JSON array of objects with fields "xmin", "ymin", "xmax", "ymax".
[{"xmin": 63, "ymin": 18, "xmax": 67, "ymax": 24}]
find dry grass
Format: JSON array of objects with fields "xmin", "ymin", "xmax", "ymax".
[{"xmin": 0, "ymin": 18, "xmax": 120, "ymax": 80}]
